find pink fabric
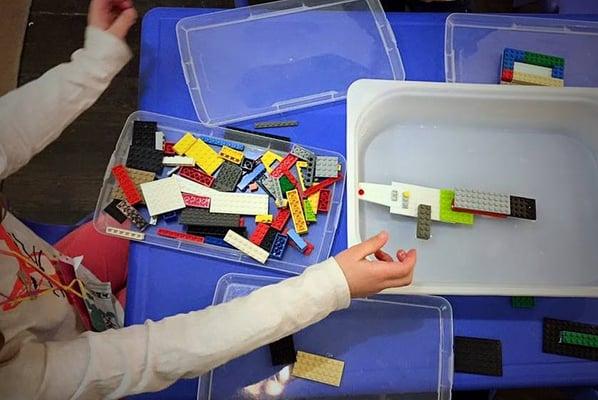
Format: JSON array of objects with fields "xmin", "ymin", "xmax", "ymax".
[{"xmin": 55, "ymin": 221, "xmax": 129, "ymax": 305}]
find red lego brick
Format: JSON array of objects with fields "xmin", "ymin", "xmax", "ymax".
[
  {"xmin": 249, "ymin": 223, "xmax": 270, "ymax": 246},
  {"xmin": 317, "ymin": 189, "xmax": 331, "ymax": 212},
  {"xmin": 182, "ymin": 193, "xmax": 211, "ymax": 208},
  {"xmin": 303, "ymin": 242, "xmax": 314, "ymax": 256},
  {"xmin": 164, "ymin": 142, "xmax": 176, "ymax": 156},
  {"xmin": 179, "ymin": 166, "xmax": 214, "ymax": 187},
  {"xmin": 501, "ymin": 69, "xmax": 513, "ymax": 82},
  {"xmin": 271, "ymin": 208, "xmax": 291, "ymax": 231},
  {"xmin": 451, "ymin": 201, "xmax": 508, "ymax": 219},
  {"xmin": 112, "ymin": 164, "xmax": 142, "ymax": 205},
  {"xmin": 270, "ymin": 154, "xmax": 298, "ymax": 178},
  {"xmin": 157, "ymin": 228, "xmax": 205, "ymax": 244},
  {"xmin": 282, "ymin": 170, "xmax": 303, "ymax": 197},
  {"xmin": 303, "ymin": 173, "xmax": 343, "ymax": 197}
]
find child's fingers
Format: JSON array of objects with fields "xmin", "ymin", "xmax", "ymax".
[
  {"xmin": 107, "ymin": 7, "xmax": 137, "ymax": 38},
  {"xmin": 376, "ymin": 249, "xmax": 416, "ymax": 280},
  {"xmin": 374, "ymin": 249, "xmax": 393, "ymax": 262},
  {"xmin": 348, "ymin": 231, "xmax": 389, "ymax": 260},
  {"xmin": 396, "ymin": 249, "xmax": 407, "ymax": 262}
]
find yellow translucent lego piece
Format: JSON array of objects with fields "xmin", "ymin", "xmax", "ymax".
[
  {"xmin": 296, "ymin": 161, "xmax": 308, "ymax": 191},
  {"xmin": 261, "ymin": 150, "xmax": 283, "ymax": 173},
  {"xmin": 185, "ymin": 138, "xmax": 224, "ymax": 175},
  {"xmin": 307, "ymin": 191, "xmax": 320, "ymax": 213},
  {"xmin": 173, "ymin": 132, "xmax": 197, "ymax": 155},
  {"xmin": 218, "ymin": 145, "xmax": 244, "ymax": 165},
  {"xmin": 512, "ymin": 71, "xmax": 564, "ymax": 87},
  {"xmin": 402, "ymin": 191, "xmax": 410, "ymax": 199},
  {"xmin": 255, "ymin": 214, "xmax": 273, "ymax": 223},
  {"xmin": 291, "ymin": 351, "xmax": 344, "ymax": 387},
  {"xmin": 287, "ymin": 189, "xmax": 308, "ymax": 234}
]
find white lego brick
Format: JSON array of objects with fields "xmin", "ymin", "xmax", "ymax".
[
  {"xmin": 210, "ymin": 192, "xmax": 269, "ymax": 215},
  {"xmin": 224, "ymin": 230, "xmax": 269, "ymax": 264},
  {"xmin": 140, "ymin": 176, "xmax": 186, "ymax": 216},
  {"xmin": 513, "ymin": 61, "xmax": 552, "ymax": 78},
  {"xmin": 105, "ymin": 227, "xmax": 145, "ymax": 241},
  {"xmin": 173, "ymin": 174, "xmax": 218, "ymax": 197},
  {"xmin": 357, "ymin": 182, "xmax": 393, "ymax": 208},
  {"xmin": 166, "ymin": 166, "xmax": 180, "ymax": 176},
  {"xmin": 162, "ymin": 156, "xmax": 195, "ymax": 167},
  {"xmin": 155, "ymin": 131, "xmax": 165, "ymax": 151},
  {"xmin": 389, "ymin": 182, "xmax": 441, "ymax": 221},
  {"xmin": 149, "ymin": 216, "xmax": 158, "ymax": 225}
]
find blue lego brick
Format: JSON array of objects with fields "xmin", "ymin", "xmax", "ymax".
[
  {"xmin": 237, "ymin": 163, "xmax": 266, "ymax": 191},
  {"xmin": 270, "ymin": 233, "xmax": 289, "ymax": 259},
  {"xmin": 163, "ymin": 211, "xmax": 178, "ymax": 223},
  {"xmin": 504, "ymin": 48, "xmax": 525, "ymax": 63},
  {"xmin": 204, "ymin": 235, "xmax": 234, "ymax": 248},
  {"xmin": 552, "ymin": 65, "xmax": 565, "ymax": 79},
  {"xmin": 198, "ymin": 135, "xmax": 244, "ymax": 151},
  {"xmin": 502, "ymin": 58, "xmax": 514, "ymax": 70},
  {"xmin": 287, "ymin": 228, "xmax": 307, "ymax": 251}
]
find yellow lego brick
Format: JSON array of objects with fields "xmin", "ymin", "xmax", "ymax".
[
  {"xmin": 307, "ymin": 191, "xmax": 320, "ymax": 213},
  {"xmin": 173, "ymin": 132, "xmax": 197, "ymax": 155},
  {"xmin": 255, "ymin": 214, "xmax": 273, "ymax": 223},
  {"xmin": 218, "ymin": 146, "xmax": 244, "ymax": 165},
  {"xmin": 296, "ymin": 161, "xmax": 308, "ymax": 191},
  {"xmin": 111, "ymin": 167, "xmax": 155, "ymax": 203},
  {"xmin": 261, "ymin": 150, "xmax": 283, "ymax": 173},
  {"xmin": 185, "ymin": 138, "xmax": 224, "ymax": 175},
  {"xmin": 512, "ymin": 71, "xmax": 564, "ymax": 87},
  {"xmin": 287, "ymin": 189, "xmax": 308, "ymax": 234},
  {"xmin": 291, "ymin": 351, "xmax": 344, "ymax": 387}
]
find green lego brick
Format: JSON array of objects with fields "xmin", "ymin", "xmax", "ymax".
[
  {"xmin": 439, "ymin": 189, "xmax": 474, "ymax": 225},
  {"xmin": 279, "ymin": 176, "xmax": 295, "ymax": 194},
  {"xmin": 560, "ymin": 331, "xmax": 598, "ymax": 349},
  {"xmin": 511, "ymin": 296, "xmax": 535, "ymax": 309},
  {"xmin": 303, "ymin": 199, "xmax": 317, "ymax": 223},
  {"xmin": 523, "ymin": 51, "xmax": 565, "ymax": 68}
]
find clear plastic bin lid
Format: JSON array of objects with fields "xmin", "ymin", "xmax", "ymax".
[
  {"xmin": 197, "ymin": 273, "xmax": 453, "ymax": 400},
  {"xmin": 176, "ymin": 0, "xmax": 404, "ymax": 125}
]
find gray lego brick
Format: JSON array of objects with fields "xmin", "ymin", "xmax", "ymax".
[
  {"xmin": 254, "ymin": 120, "xmax": 298, "ymax": 129},
  {"xmin": 290, "ymin": 145, "xmax": 316, "ymax": 186},
  {"xmin": 259, "ymin": 175, "xmax": 284, "ymax": 202},
  {"xmin": 416, "ymin": 204, "xmax": 431, "ymax": 240},
  {"xmin": 213, "ymin": 161, "xmax": 243, "ymax": 192},
  {"xmin": 179, "ymin": 208, "xmax": 241, "ymax": 227},
  {"xmin": 290, "ymin": 145, "xmax": 315, "ymax": 162},
  {"xmin": 454, "ymin": 188, "xmax": 511, "ymax": 215},
  {"xmin": 314, "ymin": 156, "xmax": 339, "ymax": 178}
]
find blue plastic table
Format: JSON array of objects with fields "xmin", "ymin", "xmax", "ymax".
[{"xmin": 127, "ymin": 8, "xmax": 598, "ymax": 399}]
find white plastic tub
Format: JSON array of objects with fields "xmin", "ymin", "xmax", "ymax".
[{"xmin": 347, "ymin": 80, "xmax": 598, "ymax": 297}]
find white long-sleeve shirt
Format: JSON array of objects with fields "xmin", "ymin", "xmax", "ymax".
[{"xmin": 0, "ymin": 26, "xmax": 351, "ymax": 399}]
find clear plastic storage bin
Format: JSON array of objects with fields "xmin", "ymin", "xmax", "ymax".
[
  {"xmin": 445, "ymin": 13, "xmax": 598, "ymax": 86},
  {"xmin": 176, "ymin": 0, "xmax": 404, "ymax": 125},
  {"xmin": 197, "ymin": 273, "xmax": 453, "ymax": 400}
]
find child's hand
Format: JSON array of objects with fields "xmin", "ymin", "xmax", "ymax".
[
  {"xmin": 88, "ymin": 0, "xmax": 138, "ymax": 40},
  {"xmin": 335, "ymin": 231, "xmax": 416, "ymax": 298}
]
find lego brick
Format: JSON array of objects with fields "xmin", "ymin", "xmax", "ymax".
[
  {"xmin": 282, "ymin": 170, "xmax": 302, "ymax": 197},
  {"xmin": 315, "ymin": 156, "xmax": 340, "ymax": 178},
  {"xmin": 303, "ymin": 199, "xmax": 317, "ymax": 222},
  {"xmin": 244, "ymin": 147, "xmax": 265, "ymax": 161},
  {"xmin": 501, "ymin": 68, "xmax": 513, "ymax": 83},
  {"xmin": 140, "ymin": 177, "xmax": 186, "ymax": 216},
  {"xmin": 261, "ymin": 150, "xmax": 283, "ymax": 173},
  {"xmin": 213, "ymin": 162, "xmax": 243, "ymax": 192},
  {"xmin": 271, "ymin": 208, "xmax": 291, "ymax": 231},
  {"xmin": 163, "ymin": 142, "xmax": 175, "ymax": 156},
  {"xmin": 270, "ymin": 233, "xmax": 289, "ymax": 259},
  {"xmin": 560, "ymin": 331, "xmax": 598, "ymax": 349},
  {"xmin": 513, "ymin": 61, "xmax": 552, "ymax": 78},
  {"xmin": 439, "ymin": 189, "xmax": 474, "ymax": 225},
  {"xmin": 287, "ymin": 189, "xmax": 308, "ymax": 234},
  {"xmin": 173, "ymin": 132, "xmax": 197, "ymax": 155},
  {"xmin": 290, "ymin": 145, "xmax": 315, "ymax": 162},
  {"xmin": 255, "ymin": 214, "xmax": 273, "ymax": 224},
  {"xmin": 182, "ymin": 193, "xmax": 211, "ymax": 209},
  {"xmin": 259, "ymin": 175, "xmax": 284, "ymax": 203},
  {"xmin": 179, "ymin": 208, "xmax": 241, "ymax": 227},
  {"xmin": 103, "ymin": 199, "xmax": 127, "ymax": 223},
  {"xmin": 287, "ymin": 228, "xmax": 307, "ymax": 251},
  {"xmin": 275, "ymin": 199, "xmax": 288, "ymax": 209},
  {"xmin": 249, "ymin": 223, "xmax": 271, "ymax": 246},
  {"xmin": 259, "ymin": 227, "xmax": 278, "ymax": 252},
  {"xmin": 308, "ymin": 191, "xmax": 320, "ymax": 213},
  {"xmin": 111, "ymin": 167, "xmax": 155, "ymax": 204},
  {"xmin": 416, "ymin": 204, "xmax": 432, "ymax": 240},
  {"xmin": 210, "ymin": 192, "xmax": 269, "ymax": 215},
  {"xmin": 543, "ymin": 318, "xmax": 598, "ymax": 361},
  {"xmin": 270, "ymin": 154, "xmax": 298, "ymax": 178},
  {"xmin": 269, "ymin": 335, "xmax": 296, "ymax": 366},
  {"xmin": 166, "ymin": 166, "xmax": 180, "ymax": 177},
  {"xmin": 156, "ymin": 228, "xmax": 205, "ymax": 244},
  {"xmin": 185, "ymin": 137, "xmax": 224, "ymax": 175},
  {"xmin": 552, "ymin": 65, "xmax": 564, "ymax": 79},
  {"xmin": 291, "ymin": 351, "xmax": 344, "ymax": 387},
  {"xmin": 218, "ymin": 145, "xmax": 244, "ymax": 165},
  {"xmin": 173, "ymin": 175, "xmax": 219, "ymax": 198},
  {"xmin": 524, "ymin": 50, "xmax": 565, "ymax": 68},
  {"xmin": 149, "ymin": 216, "xmax": 158, "ymax": 225},
  {"xmin": 163, "ymin": 211, "xmax": 178, "ymax": 223},
  {"xmin": 301, "ymin": 156, "xmax": 316, "ymax": 188},
  {"xmin": 237, "ymin": 163, "xmax": 266, "ymax": 192},
  {"xmin": 453, "ymin": 188, "xmax": 511, "ymax": 216},
  {"xmin": 203, "ymin": 235, "xmax": 234, "ymax": 248},
  {"xmin": 224, "ymin": 229, "xmax": 270, "ymax": 264},
  {"xmin": 115, "ymin": 202, "xmax": 149, "ymax": 231},
  {"xmin": 199, "ymin": 135, "xmax": 244, "ymax": 151},
  {"xmin": 510, "ymin": 195, "xmax": 536, "ymax": 220},
  {"xmin": 296, "ymin": 161, "xmax": 308, "ymax": 191},
  {"xmin": 224, "ymin": 126, "xmax": 291, "ymax": 152},
  {"xmin": 503, "ymin": 48, "xmax": 525, "ymax": 63},
  {"xmin": 254, "ymin": 120, "xmax": 298, "ymax": 129},
  {"xmin": 511, "ymin": 71, "xmax": 564, "ymax": 87},
  {"xmin": 155, "ymin": 131, "xmax": 165, "ymax": 151},
  {"xmin": 133, "ymin": 120, "xmax": 157, "ymax": 134},
  {"xmin": 248, "ymin": 182, "xmax": 259, "ymax": 192},
  {"xmin": 111, "ymin": 165, "xmax": 143, "ymax": 206},
  {"xmin": 178, "ymin": 166, "xmax": 215, "ymax": 188},
  {"xmin": 132, "ymin": 121, "xmax": 158, "ymax": 149},
  {"xmin": 126, "ymin": 146, "xmax": 163, "ymax": 173},
  {"xmin": 511, "ymin": 296, "xmax": 535, "ymax": 309},
  {"xmin": 162, "ymin": 156, "xmax": 195, "ymax": 167},
  {"xmin": 304, "ymin": 241, "xmax": 315, "ymax": 256},
  {"xmin": 303, "ymin": 173, "xmax": 343, "ymax": 198},
  {"xmin": 241, "ymin": 158, "xmax": 255, "ymax": 172},
  {"xmin": 454, "ymin": 336, "xmax": 503, "ymax": 376},
  {"xmin": 278, "ymin": 175, "xmax": 295, "ymax": 194},
  {"xmin": 317, "ymin": 189, "xmax": 331, "ymax": 213},
  {"xmin": 187, "ymin": 225, "xmax": 246, "ymax": 239},
  {"xmin": 105, "ymin": 227, "xmax": 145, "ymax": 241}
]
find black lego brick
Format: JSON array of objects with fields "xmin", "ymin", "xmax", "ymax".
[
  {"xmin": 103, "ymin": 199, "xmax": 127, "ymax": 223},
  {"xmin": 543, "ymin": 318, "xmax": 598, "ymax": 361},
  {"xmin": 269, "ymin": 335, "xmax": 297, "ymax": 366},
  {"xmin": 213, "ymin": 161, "xmax": 243, "ymax": 192},
  {"xmin": 187, "ymin": 225, "xmax": 247, "ymax": 238},
  {"xmin": 132, "ymin": 121, "xmax": 158, "ymax": 149},
  {"xmin": 259, "ymin": 227, "xmax": 278, "ymax": 252},
  {"xmin": 179, "ymin": 208, "xmax": 241, "ymax": 228},
  {"xmin": 224, "ymin": 126, "xmax": 291, "ymax": 152},
  {"xmin": 510, "ymin": 195, "xmax": 536, "ymax": 220},
  {"xmin": 126, "ymin": 145, "xmax": 163, "ymax": 174},
  {"xmin": 454, "ymin": 336, "xmax": 503, "ymax": 376}
]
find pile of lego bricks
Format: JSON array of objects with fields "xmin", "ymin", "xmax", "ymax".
[
  {"xmin": 102, "ymin": 120, "xmax": 342, "ymax": 264},
  {"xmin": 500, "ymin": 48, "xmax": 565, "ymax": 87}
]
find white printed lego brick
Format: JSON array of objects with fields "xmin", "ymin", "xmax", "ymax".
[
  {"xmin": 105, "ymin": 227, "xmax": 145, "ymax": 241},
  {"xmin": 224, "ymin": 230, "xmax": 269, "ymax": 264},
  {"xmin": 173, "ymin": 174, "xmax": 218, "ymax": 197},
  {"xmin": 357, "ymin": 182, "xmax": 393, "ymax": 208},
  {"xmin": 210, "ymin": 192, "xmax": 269, "ymax": 215},
  {"xmin": 513, "ymin": 61, "xmax": 552, "ymax": 78},
  {"xmin": 140, "ymin": 176, "xmax": 186, "ymax": 216},
  {"xmin": 162, "ymin": 156, "xmax": 195, "ymax": 167},
  {"xmin": 155, "ymin": 131, "xmax": 165, "ymax": 151},
  {"xmin": 389, "ymin": 182, "xmax": 441, "ymax": 221}
]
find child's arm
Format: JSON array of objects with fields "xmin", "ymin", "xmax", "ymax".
[{"xmin": 0, "ymin": 0, "xmax": 136, "ymax": 180}]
